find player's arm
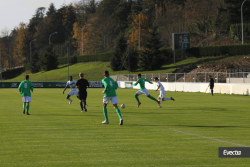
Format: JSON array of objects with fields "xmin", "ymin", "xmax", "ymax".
[
  {"xmin": 63, "ymin": 83, "xmax": 68, "ymax": 94},
  {"xmin": 75, "ymin": 81, "xmax": 79, "ymax": 88},
  {"xmin": 30, "ymin": 82, "xmax": 34, "ymax": 93},
  {"xmin": 113, "ymin": 79, "xmax": 117, "ymax": 90},
  {"xmin": 155, "ymin": 85, "xmax": 160, "ymax": 91},
  {"xmin": 145, "ymin": 79, "xmax": 153, "ymax": 84},
  {"xmin": 130, "ymin": 82, "xmax": 138, "ymax": 86},
  {"xmin": 86, "ymin": 80, "xmax": 89, "ymax": 88},
  {"xmin": 102, "ymin": 81, "xmax": 108, "ymax": 94},
  {"xmin": 18, "ymin": 82, "xmax": 23, "ymax": 94}
]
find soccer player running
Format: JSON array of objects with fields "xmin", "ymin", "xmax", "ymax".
[
  {"xmin": 63, "ymin": 76, "xmax": 78, "ymax": 104},
  {"xmin": 102, "ymin": 70, "xmax": 123, "ymax": 125},
  {"xmin": 208, "ymin": 75, "xmax": 214, "ymax": 96},
  {"xmin": 18, "ymin": 75, "xmax": 33, "ymax": 115},
  {"xmin": 76, "ymin": 73, "xmax": 89, "ymax": 112},
  {"xmin": 130, "ymin": 74, "xmax": 160, "ymax": 107},
  {"xmin": 154, "ymin": 77, "xmax": 175, "ymax": 108}
]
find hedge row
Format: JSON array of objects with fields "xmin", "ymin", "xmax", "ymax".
[
  {"xmin": 24, "ymin": 52, "xmax": 113, "ymax": 70},
  {"xmin": 186, "ymin": 44, "xmax": 250, "ymax": 57},
  {"xmin": 58, "ymin": 52, "xmax": 113, "ymax": 64},
  {"xmin": 2, "ymin": 67, "xmax": 24, "ymax": 79},
  {"xmin": 161, "ymin": 44, "xmax": 250, "ymax": 59}
]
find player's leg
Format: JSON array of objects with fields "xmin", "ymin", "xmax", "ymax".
[
  {"xmin": 80, "ymin": 99, "xmax": 84, "ymax": 112},
  {"xmin": 67, "ymin": 91, "xmax": 73, "ymax": 104},
  {"xmin": 158, "ymin": 93, "xmax": 162, "ymax": 108},
  {"xmin": 135, "ymin": 91, "xmax": 142, "ymax": 107},
  {"xmin": 102, "ymin": 97, "xmax": 109, "ymax": 124},
  {"xmin": 26, "ymin": 97, "xmax": 31, "ymax": 115},
  {"xmin": 211, "ymin": 86, "xmax": 214, "ymax": 96},
  {"xmin": 83, "ymin": 92, "xmax": 87, "ymax": 111},
  {"xmin": 22, "ymin": 96, "xmax": 26, "ymax": 114},
  {"xmin": 111, "ymin": 97, "xmax": 123, "ymax": 125},
  {"xmin": 144, "ymin": 89, "xmax": 158, "ymax": 103}
]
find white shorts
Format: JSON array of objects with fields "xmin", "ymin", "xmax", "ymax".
[
  {"xmin": 159, "ymin": 90, "xmax": 165, "ymax": 98},
  {"xmin": 103, "ymin": 96, "xmax": 118, "ymax": 104},
  {"xmin": 136, "ymin": 88, "xmax": 150, "ymax": 96},
  {"xmin": 22, "ymin": 96, "xmax": 31, "ymax": 102},
  {"xmin": 68, "ymin": 89, "xmax": 78, "ymax": 96}
]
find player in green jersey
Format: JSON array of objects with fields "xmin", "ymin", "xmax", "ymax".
[
  {"xmin": 130, "ymin": 74, "xmax": 160, "ymax": 107},
  {"xmin": 102, "ymin": 70, "xmax": 123, "ymax": 125},
  {"xmin": 18, "ymin": 75, "xmax": 33, "ymax": 115}
]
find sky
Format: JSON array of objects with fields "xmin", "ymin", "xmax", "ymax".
[{"xmin": 0, "ymin": 0, "xmax": 82, "ymax": 35}]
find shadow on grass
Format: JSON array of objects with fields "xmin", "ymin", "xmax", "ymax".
[
  {"xmin": 33, "ymin": 114, "xmax": 90, "ymax": 116},
  {"xmin": 160, "ymin": 56, "xmax": 227, "ymax": 71},
  {"xmin": 129, "ymin": 124, "xmax": 239, "ymax": 128}
]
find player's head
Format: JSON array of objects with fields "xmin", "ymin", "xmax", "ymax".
[
  {"xmin": 137, "ymin": 74, "xmax": 141, "ymax": 79},
  {"xmin": 25, "ymin": 75, "xmax": 29, "ymax": 80},
  {"xmin": 69, "ymin": 76, "xmax": 73, "ymax": 81},
  {"xmin": 104, "ymin": 70, "xmax": 109, "ymax": 77},
  {"xmin": 79, "ymin": 73, "xmax": 83, "ymax": 78},
  {"xmin": 154, "ymin": 77, "xmax": 159, "ymax": 82}
]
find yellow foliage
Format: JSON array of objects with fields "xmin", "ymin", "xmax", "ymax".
[
  {"xmin": 16, "ymin": 23, "xmax": 28, "ymax": 58},
  {"xmin": 72, "ymin": 17, "xmax": 98, "ymax": 55},
  {"xmin": 127, "ymin": 14, "xmax": 151, "ymax": 49}
]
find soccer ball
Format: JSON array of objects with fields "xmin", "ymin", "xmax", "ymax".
[{"xmin": 120, "ymin": 104, "xmax": 125, "ymax": 109}]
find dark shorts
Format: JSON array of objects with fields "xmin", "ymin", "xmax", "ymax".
[
  {"xmin": 78, "ymin": 91, "xmax": 87, "ymax": 100},
  {"xmin": 210, "ymin": 85, "xmax": 214, "ymax": 89}
]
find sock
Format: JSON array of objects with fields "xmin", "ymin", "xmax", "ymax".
[
  {"xmin": 148, "ymin": 95, "xmax": 158, "ymax": 102},
  {"xmin": 211, "ymin": 90, "xmax": 213, "ymax": 95},
  {"xmin": 103, "ymin": 107, "xmax": 109, "ymax": 122},
  {"xmin": 23, "ymin": 103, "xmax": 26, "ymax": 109},
  {"xmin": 83, "ymin": 101, "xmax": 86, "ymax": 108},
  {"xmin": 80, "ymin": 102, "xmax": 83, "ymax": 110},
  {"xmin": 67, "ymin": 97, "xmax": 72, "ymax": 101},
  {"xmin": 116, "ymin": 108, "xmax": 122, "ymax": 120},
  {"xmin": 163, "ymin": 98, "xmax": 171, "ymax": 101},
  {"xmin": 134, "ymin": 95, "xmax": 140, "ymax": 103},
  {"xmin": 26, "ymin": 105, "xmax": 29, "ymax": 113}
]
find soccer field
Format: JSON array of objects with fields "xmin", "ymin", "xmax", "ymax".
[{"xmin": 0, "ymin": 88, "xmax": 249, "ymax": 166}]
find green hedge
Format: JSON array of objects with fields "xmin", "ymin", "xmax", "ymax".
[
  {"xmin": 2, "ymin": 67, "xmax": 24, "ymax": 79},
  {"xmin": 24, "ymin": 63, "xmax": 31, "ymax": 71},
  {"xmin": 24, "ymin": 52, "xmax": 114, "ymax": 70},
  {"xmin": 160, "ymin": 44, "xmax": 250, "ymax": 60},
  {"xmin": 186, "ymin": 44, "xmax": 250, "ymax": 58},
  {"xmin": 58, "ymin": 52, "xmax": 113, "ymax": 64}
]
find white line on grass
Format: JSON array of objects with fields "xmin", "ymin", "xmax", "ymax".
[{"xmin": 173, "ymin": 130, "xmax": 249, "ymax": 147}]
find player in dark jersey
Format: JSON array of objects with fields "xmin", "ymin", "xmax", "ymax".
[
  {"xmin": 76, "ymin": 72, "xmax": 89, "ymax": 112},
  {"xmin": 208, "ymin": 75, "xmax": 214, "ymax": 96}
]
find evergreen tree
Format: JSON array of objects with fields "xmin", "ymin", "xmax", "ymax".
[
  {"xmin": 40, "ymin": 45, "xmax": 58, "ymax": 71},
  {"xmin": 110, "ymin": 33, "xmax": 127, "ymax": 71},
  {"xmin": 122, "ymin": 46, "xmax": 139, "ymax": 72},
  {"xmin": 139, "ymin": 27, "xmax": 163, "ymax": 71},
  {"xmin": 30, "ymin": 52, "xmax": 40, "ymax": 73},
  {"xmin": 46, "ymin": 3, "xmax": 56, "ymax": 18}
]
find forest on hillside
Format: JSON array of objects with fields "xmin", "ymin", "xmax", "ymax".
[{"xmin": 0, "ymin": 0, "xmax": 250, "ymax": 70}]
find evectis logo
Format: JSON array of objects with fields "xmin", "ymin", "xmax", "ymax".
[
  {"xmin": 219, "ymin": 147, "xmax": 250, "ymax": 158},
  {"xmin": 223, "ymin": 150, "xmax": 241, "ymax": 156}
]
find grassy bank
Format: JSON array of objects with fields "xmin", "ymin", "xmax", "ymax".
[{"xmin": 5, "ymin": 55, "xmax": 245, "ymax": 82}]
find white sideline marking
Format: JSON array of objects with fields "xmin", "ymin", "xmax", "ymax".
[{"xmin": 173, "ymin": 130, "xmax": 249, "ymax": 147}]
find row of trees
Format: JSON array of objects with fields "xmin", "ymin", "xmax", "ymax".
[{"xmin": 1, "ymin": 0, "xmax": 250, "ymax": 72}]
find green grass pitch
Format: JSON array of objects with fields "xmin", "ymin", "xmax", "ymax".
[{"xmin": 0, "ymin": 88, "xmax": 249, "ymax": 166}]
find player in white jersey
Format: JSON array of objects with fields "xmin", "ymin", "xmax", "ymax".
[
  {"xmin": 154, "ymin": 77, "xmax": 175, "ymax": 108},
  {"xmin": 63, "ymin": 76, "xmax": 78, "ymax": 104}
]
